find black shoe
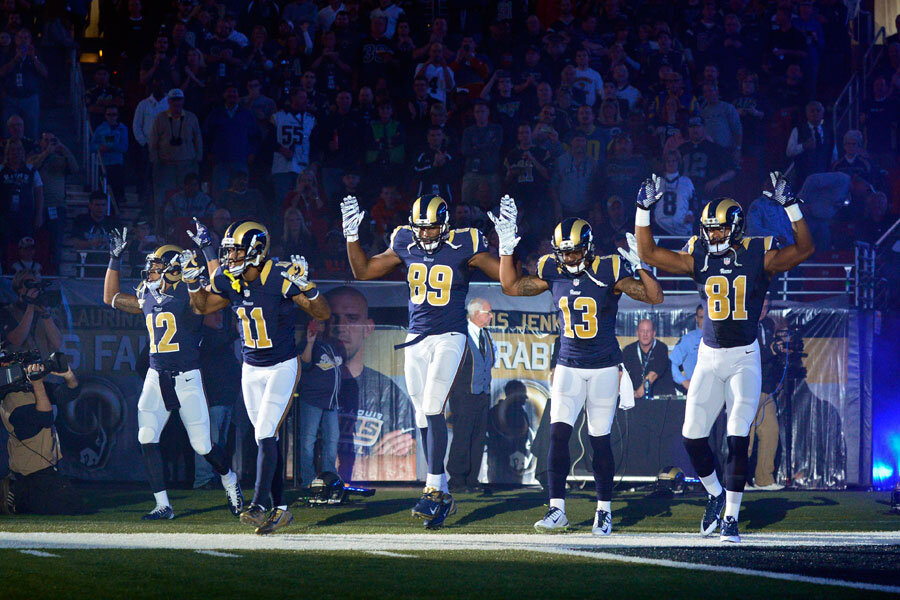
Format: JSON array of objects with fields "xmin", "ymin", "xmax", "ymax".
[
  {"xmin": 223, "ymin": 477, "xmax": 244, "ymax": 516},
  {"xmin": 142, "ymin": 505, "xmax": 174, "ymax": 520},
  {"xmin": 239, "ymin": 502, "xmax": 268, "ymax": 527},
  {"xmin": 424, "ymin": 493, "xmax": 457, "ymax": 530},
  {"xmin": 701, "ymin": 491, "xmax": 726, "ymax": 537},
  {"xmin": 720, "ymin": 516, "xmax": 741, "ymax": 543}
]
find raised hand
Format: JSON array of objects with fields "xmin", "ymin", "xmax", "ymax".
[
  {"xmin": 109, "ymin": 227, "xmax": 129, "ymax": 259},
  {"xmin": 488, "ymin": 197, "xmax": 520, "ymax": 256},
  {"xmin": 762, "ymin": 171, "xmax": 800, "ymax": 208},
  {"xmin": 341, "ymin": 195, "xmax": 366, "ymax": 242},
  {"xmin": 178, "ymin": 249, "xmax": 203, "ymax": 283},
  {"xmin": 617, "ymin": 232, "xmax": 648, "ymax": 274},
  {"xmin": 187, "ymin": 217, "xmax": 212, "ymax": 249},
  {"xmin": 636, "ymin": 174, "xmax": 665, "ymax": 211},
  {"xmin": 281, "ymin": 254, "xmax": 315, "ymax": 293}
]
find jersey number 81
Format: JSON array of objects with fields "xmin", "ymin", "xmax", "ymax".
[
  {"xmin": 408, "ymin": 263, "xmax": 453, "ymax": 307},
  {"xmin": 705, "ymin": 275, "xmax": 748, "ymax": 321}
]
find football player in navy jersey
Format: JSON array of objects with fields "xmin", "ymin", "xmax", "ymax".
[
  {"xmin": 634, "ymin": 171, "xmax": 814, "ymax": 542},
  {"xmin": 185, "ymin": 219, "xmax": 331, "ymax": 534},
  {"xmin": 341, "ymin": 193, "xmax": 502, "ymax": 529},
  {"xmin": 491, "ymin": 198, "xmax": 663, "ymax": 535},
  {"xmin": 103, "ymin": 230, "xmax": 244, "ymax": 521}
]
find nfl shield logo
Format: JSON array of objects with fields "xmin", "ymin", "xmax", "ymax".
[
  {"xmin": 724, "ymin": 257, "xmax": 731, "ymax": 265},
  {"xmin": 244, "ymin": 289, "xmax": 251, "ymax": 298},
  {"xmin": 573, "ymin": 278, "xmax": 580, "ymax": 286}
]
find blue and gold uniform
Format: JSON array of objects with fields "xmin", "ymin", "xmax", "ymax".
[
  {"xmin": 537, "ymin": 252, "xmax": 629, "ymax": 369},
  {"xmin": 138, "ymin": 279, "xmax": 202, "ymax": 373},
  {"xmin": 390, "ymin": 225, "xmax": 489, "ymax": 336},
  {"xmin": 684, "ymin": 234, "xmax": 775, "ymax": 349},
  {"xmin": 210, "ymin": 259, "xmax": 308, "ymax": 367}
]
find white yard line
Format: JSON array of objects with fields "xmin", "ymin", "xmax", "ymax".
[
  {"xmin": 194, "ymin": 550, "xmax": 240, "ymax": 558},
  {"xmin": 532, "ymin": 546, "xmax": 900, "ymax": 595},
  {"xmin": 364, "ymin": 550, "xmax": 412, "ymax": 558},
  {"xmin": 18, "ymin": 550, "xmax": 59, "ymax": 558}
]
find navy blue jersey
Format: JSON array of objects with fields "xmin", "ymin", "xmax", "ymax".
[
  {"xmin": 210, "ymin": 259, "xmax": 305, "ymax": 366},
  {"xmin": 390, "ymin": 226, "xmax": 489, "ymax": 335},
  {"xmin": 537, "ymin": 253, "xmax": 629, "ymax": 369},
  {"xmin": 138, "ymin": 281, "xmax": 202, "ymax": 372},
  {"xmin": 686, "ymin": 235, "xmax": 775, "ymax": 348}
]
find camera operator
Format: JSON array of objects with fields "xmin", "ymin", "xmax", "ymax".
[
  {"xmin": 1, "ymin": 359, "xmax": 84, "ymax": 514},
  {"xmin": 1, "ymin": 270, "xmax": 61, "ymax": 355}
]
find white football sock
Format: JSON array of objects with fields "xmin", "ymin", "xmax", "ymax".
[
  {"xmin": 724, "ymin": 491, "xmax": 742, "ymax": 519},
  {"xmin": 425, "ymin": 473, "xmax": 442, "ymax": 489},
  {"xmin": 597, "ymin": 500, "xmax": 611, "ymax": 513},
  {"xmin": 277, "ymin": 504, "xmax": 288, "ymax": 511},
  {"xmin": 221, "ymin": 470, "xmax": 237, "ymax": 486},
  {"xmin": 153, "ymin": 491, "xmax": 170, "ymax": 508},
  {"xmin": 549, "ymin": 498, "xmax": 565, "ymax": 512},
  {"xmin": 700, "ymin": 473, "xmax": 724, "ymax": 497}
]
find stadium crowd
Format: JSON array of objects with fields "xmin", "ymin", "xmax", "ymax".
[{"xmin": 0, "ymin": 0, "xmax": 897, "ymax": 278}]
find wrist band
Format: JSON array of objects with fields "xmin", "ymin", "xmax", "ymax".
[
  {"xmin": 201, "ymin": 245, "xmax": 217, "ymax": 263},
  {"xmin": 635, "ymin": 208, "xmax": 651, "ymax": 227},
  {"xmin": 785, "ymin": 204, "xmax": 803, "ymax": 222},
  {"xmin": 188, "ymin": 282, "xmax": 202, "ymax": 293},
  {"xmin": 108, "ymin": 257, "xmax": 121, "ymax": 271},
  {"xmin": 304, "ymin": 288, "xmax": 320, "ymax": 300},
  {"xmin": 111, "ymin": 292, "xmax": 121, "ymax": 308},
  {"xmin": 345, "ymin": 233, "xmax": 359, "ymax": 243}
]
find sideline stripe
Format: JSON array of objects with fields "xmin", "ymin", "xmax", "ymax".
[
  {"xmin": 531, "ymin": 546, "xmax": 900, "ymax": 595},
  {"xmin": 18, "ymin": 550, "xmax": 59, "ymax": 558},
  {"xmin": 195, "ymin": 550, "xmax": 240, "ymax": 558},
  {"xmin": 365, "ymin": 550, "xmax": 412, "ymax": 558}
]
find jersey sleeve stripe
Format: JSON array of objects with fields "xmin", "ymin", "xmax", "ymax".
[
  {"xmin": 470, "ymin": 228, "xmax": 478, "ymax": 253},
  {"xmin": 688, "ymin": 235, "xmax": 697, "ymax": 254},
  {"xmin": 209, "ymin": 277, "xmax": 220, "ymax": 294},
  {"xmin": 764, "ymin": 236, "xmax": 774, "ymax": 251},
  {"xmin": 260, "ymin": 260, "xmax": 274, "ymax": 285},
  {"xmin": 611, "ymin": 255, "xmax": 621, "ymax": 281},
  {"xmin": 537, "ymin": 254, "xmax": 551, "ymax": 280}
]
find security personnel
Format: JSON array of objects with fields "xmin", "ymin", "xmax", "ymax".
[{"xmin": 447, "ymin": 298, "xmax": 495, "ymax": 493}]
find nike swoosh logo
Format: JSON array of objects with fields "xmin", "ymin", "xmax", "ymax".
[
  {"xmin": 745, "ymin": 350, "xmax": 754, "ymax": 354},
  {"xmin": 429, "ymin": 506, "xmax": 438, "ymax": 515},
  {"xmin": 185, "ymin": 378, "xmax": 194, "ymax": 382}
]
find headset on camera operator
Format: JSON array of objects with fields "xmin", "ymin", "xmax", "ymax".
[
  {"xmin": 0, "ymin": 348, "xmax": 84, "ymax": 515},
  {"xmin": 1, "ymin": 269, "xmax": 61, "ymax": 356}
]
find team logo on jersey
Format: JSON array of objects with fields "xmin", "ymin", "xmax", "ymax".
[
  {"xmin": 243, "ymin": 289, "xmax": 251, "ymax": 298},
  {"xmin": 724, "ymin": 257, "xmax": 731, "ymax": 265},
  {"xmin": 315, "ymin": 354, "xmax": 343, "ymax": 371},
  {"xmin": 573, "ymin": 278, "xmax": 580, "ymax": 286}
]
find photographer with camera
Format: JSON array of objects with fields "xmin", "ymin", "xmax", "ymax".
[
  {"xmin": 0, "ymin": 354, "xmax": 83, "ymax": 514},
  {"xmin": 1, "ymin": 270, "xmax": 61, "ymax": 356}
]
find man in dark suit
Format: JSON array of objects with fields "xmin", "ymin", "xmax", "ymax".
[{"xmin": 447, "ymin": 298, "xmax": 494, "ymax": 492}]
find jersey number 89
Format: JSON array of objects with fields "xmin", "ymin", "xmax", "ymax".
[
  {"xmin": 705, "ymin": 275, "xmax": 748, "ymax": 321},
  {"xmin": 408, "ymin": 263, "xmax": 453, "ymax": 307}
]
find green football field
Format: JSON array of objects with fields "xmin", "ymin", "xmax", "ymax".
[{"xmin": 2, "ymin": 486, "xmax": 900, "ymax": 599}]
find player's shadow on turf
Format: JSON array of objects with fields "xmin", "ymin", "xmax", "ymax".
[
  {"xmin": 307, "ymin": 498, "xmax": 414, "ymax": 527},
  {"xmin": 741, "ymin": 496, "xmax": 838, "ymax": 529},
  {"xmin": 88, "ymin": 491, "xmax": 161, "ymax": 513},
  {"xmin": 612, "ymin": 496, "xmax": 676, "ymax": 528},
  {"xmin": 452, "ymin": 495, "xmax": 547, "ymax": 527}
]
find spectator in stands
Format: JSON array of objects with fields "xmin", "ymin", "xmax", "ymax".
[
  {"xmin": 204, "ymin": 84, "xmax": 259, "ymax": 196},
  {"xmin": 132, "ymin": 77, "xmax": 169, "ymax": 203},
  {"xmin": 271, "ymin": 87, "xmax": 315, "ymax": 209},
  {"xmin": 653, "ymin": 149, "xmax": 696, "ymax": 239},
  {"xmin": 358, "ymin": 15, "xmax": 393, "ymax": 90},
  {"xmin": 832, "ymin": 130, "xmax": 876, "ymax": 186},
  {"xmin": 551, "ymin": 131, "xmax": 600, "ymax": 221},
  {"xmin": 461, "ymin": 100, "xmax": 502, "ymax": 205},
  {"xmin": 746, "ymin": 192, "xmax": 795, "ymax": 247},
  {"xmin": 858, "ymin": 191, "xmax": 892, "ymax": 243},
  {"xmin": 765, "ymin": 7, "xmax": 808, "ymax": 78},
  {"xmin": 203, "ymin": 17, "xmax": 244, "ymax": 90},
  {"xmin": 413, "ymin": 126, "xmax": 454, "ymax": 201},
  {"xmin": 316, "ymin": 0, "xmax": 345, "ymax": 33},
  {"xmin": 699, "ymin": 83, "xmax": 742, "ymax": 159},
  {"xmin": 861, "ymin": 76, "xmax": 898, "ymax": 169},
  {"xmin": 274, "ymin": 206, "xmax": 315, "ymax": 260},
  {"xmin": 369, "ymin": 184, "xmax": 408, "ymax": 238},
  {"xmin": 669, "ymin": 305, "xmax": 705, "ymax": 395},
  {"xmin": 415, "ymin": 42, "xmax": 454, "ymax": 105},
  {"xmin": 786, "ymin": 100, "xmax": 836, "ymax": 185},
  {"xmin": 450, "ymin": 37, "xmax": 489, "ymax": 98},
  {"xmin": 0, "ymin": 29, "xmax": 46, "ymax": 140},
  {"xmin": 649, "ymin": 70, "xmax": 697, "ymax": 122},
  {"xmin": 0, "ymin": 140, "xmax": 42, "ymax": 248},
  {"xmin": 163, "ymin": 172, "xmax": 214, "ymax": 224},
  {"xmin": 149, "ymin": 88, "xmax": 203, "ymax": 212},
  {"xmin": 315, "ymin": 90, "xmax": 362, "ymax": 203},
  {"xmin": 3, "ymin": 114, "xmax": 35, "ymax": 155},
  {"xmin": 612, "ymin": 64, "xmax": 641, "ymax": 112},
  {"xmin": 733, "ymin": 73, "xmax": 769, "ymax": 176},
  {"xmin": 71, "ymin": 191, "xmax": 115, "ymax": 251},
  {"xmin": 792, "ymin": 0, "xmax": 825, "ymax": 94},
  {"xmin": 90, "ymin": 106, "xmax": 128, "ymax": 206},
  {"xmin": 679, "ymin": 116, "xmax": 736, "ymax": 200},
  {"xmin": 85, "ymin": 64, "xmax": 124, "ymax": 130},
  {"xmin": 504, "ymin": 123, "xmax": 552, "ymax": 221},
  {"xmin": 622, "ymin": 319, "xmax": 674, "ymax": 399},
  {"xmin": 364, "ymin": 99, "xmax": 405, "ymax": 189},
  {"xmin": 140, "ymin": 32, "xmax": 178, "ymax": 89},
  {"xmin": 798, "ymin": 171, "xmax": 851, "ymax": 252},
  {"xmin": 572, "ymin": 48, "xmax": 603, "ymax": 107},
  {"xmin": 28, "ymin": 131, "xmax": 76, "ymax": 270},
  {"xmin": 603, "ymin": 133, "xmax": 649, "ymax": 206},
  {"xmin": 219, "ymin": 169, "xmax": 265, "ymax": 222}
]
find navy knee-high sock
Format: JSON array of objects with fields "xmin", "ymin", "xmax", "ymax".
[
  {"xmin": 252, "ymin": 437, "xmax": 278, "ymax": 508},
  {"xmin": 270, "ymin": 440, "xmax": 285, "ymax": 507},
  {"xmin": 141, "ymin": 443, "xmax": 166, "ymax": 493},
  {"xmin": 548, "ymin": 422, "xmax": 573, "ymax": 499},
  {"xmin": 203, "ymin": 443, "xmax": 230, "ymax": 476},
  {"xmin": 683, "ymin": 436, "xmax": 716, "ymax": 478},
  {"xmin": 589, "ymin": 434, "xmax": 614, "ymax": 502},
  {"xmin": 725, "ymin": 435, "xmax": 751, "ymax": 492},
  {"xmin": 425, "ymin": 414, "xmax": 447, "ymax": 475},
  {"xmin": 419, "ymin": 427, "xmax": 430, "ymax": 464}
]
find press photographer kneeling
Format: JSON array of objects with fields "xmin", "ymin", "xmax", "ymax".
[{"xmin": 0, "ymin": 351, "xmax": 85, "ymax": 515}]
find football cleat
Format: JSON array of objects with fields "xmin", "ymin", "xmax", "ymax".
[
  {"xmin": 142, "ymin": 505, "xmax": 174, "ymax": 521},
  {"xmin": 255, "ymin": 508, "xmax": 294, "ymax": 535},
  {"xmin": 424, "ymin": 493, "xmax": 457, "ymax": 530},
  {"xmin": 534, "ymin": 506, "xmax": 569, "ymax": 532},
  {"xmin": 239, "ymin": 503, "xmax": 268, "ymax": 527},
  {"xmin": 701, "ymin": 491, "xmax": 726, "ymax": 537},
  {"xmin": 592, "ymin": 509, "xmax": 612, "ymax": 536},
  {"xmin": 223, "ymin": 478, "xmax": 244, "ymax": 516},
  {"xmin": 720, "ymin": 516, "xmax": 741, "ymax": 543},
  {"xmin": 411, "ymin": 486, "xmax": 444, "ymax": 520}
]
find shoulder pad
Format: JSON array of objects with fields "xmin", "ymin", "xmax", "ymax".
[
  {"xmin": 389, "ymin": 225, "xmax": 411, "ymax": 251},
  {"xmin": 536, "ymin": 254, "xmax": 555, "ymax": 280},
  {"xmin": 686, "ymin": 235, "xmax": 698, "ymax": 254},
  {"xmin": 259, "ymin": 259, "xmax": 275, "ymax": 285},
  {"xmin": 598, "ymin": 254, "xmax": 622, "ymax": 281}
]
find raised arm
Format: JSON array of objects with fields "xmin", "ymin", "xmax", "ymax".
[
  {"xmin": 469, "ymin": 251, "xmax": 501, "ymax": 282},
  {"xmin": 279, "ymin": 255, "xmax": 332, "ymax": 320},
  {"xmin": 489, "ymin": 195, "xmax": 548, "ymax": 296},
  {"xmin": 103, "ymin": 228, "xmax": 142, "ymax": 314},
  {"xmin": 179, "ymin": 249, "xmax": 229, "ymax": 314},
  {"xmin": 634, "ymin": 176, "xmax": 694, "ymax": 275},
  {"xmin": 341, "ymin": 195, "xmax": 402, "ymax": 280},
  {"xmin": 761, "ymin": 171, "xmax": 815, "ymax": 275},
  {"xmin": 614, "ymin": 235, "xmax": 664, "ymax": 304}
]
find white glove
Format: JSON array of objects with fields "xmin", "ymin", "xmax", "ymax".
[
  {"xmin": 498, "ymin": 194, "xmax": 518, "ymax": 222},
  {"xmin": 109, "ymin": 227, "xmax": 129, "ymax": 259},
  {"xmin": 281, "ymin": 254, "xmax": 315, "ymax": 294},
  {"xmin": 488, "ymin": 196, "xmax": 520, "ymax": 256},
  {"xmin": 178, "ymin": 249, "xmax": 202, "ymax": 284},
  {"xmin": 636, "ymin": 174, "xmax": 665, "ymax": 211},
  {"xmin": 341, "ymin": 196, "xmax": 366, "ymax": 242},
  {"xmin": 617, "ymin": 232, "xmax": 648, "ymax": 274}
]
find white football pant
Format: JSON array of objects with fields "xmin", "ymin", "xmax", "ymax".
[
  {"xmin": 404, "ymin": 332, "xmax": 467, "ymax": 428},
  {"xmin": 550, "ymin": 364, "xmax": 621, "ymax": 436},
  {"xmin": 137, "ymin": 368, "xmax": 212, "ymax": 455},
  {"xmin": 242, "ymin": 357, "xmax": 300, "ymax": 441}
]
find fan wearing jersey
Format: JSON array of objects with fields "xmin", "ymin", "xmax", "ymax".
[
  {"xmin": 634, "ymin": 172, "xmax": 814, "ymax": 543},
  {"xmin": 341, "ymin": 193, "xmax": 502, "ymax": 529},
  {"xmin": 491, "ymin": 200, "xmax": 663, "ymax": 536},
  {"xmin": 653, "ymin": 149, "xmax": 696, "ymax": 238},
  {"xmin": 102, "ymin": 231, "xmax": 243, "ymax": 521},
  {"xmin": 187, "ymin": 219, "xmax": 331, "ymax": 535},
  {"xmin": 271, "ymin": 88, "xmax": 316, "ymax": 207}
]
